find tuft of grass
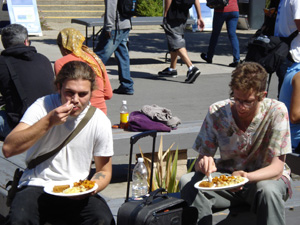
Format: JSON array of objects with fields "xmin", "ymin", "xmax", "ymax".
[{"xmin": 39, "ymin": 16, "xmax": 52, "ymax": 31}]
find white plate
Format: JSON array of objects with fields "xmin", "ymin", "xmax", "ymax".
[
  {"xmin": 44, "ymin": 181, "xmax": 98, "ymax": 197},
  {"xmin": 194, "ymin": 177, "xmax": 249, "ymax": 191}
]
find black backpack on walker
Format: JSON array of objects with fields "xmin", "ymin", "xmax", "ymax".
[{"xmin": 244, "ymin": 0, "xmax": 298, "ymax": 92}]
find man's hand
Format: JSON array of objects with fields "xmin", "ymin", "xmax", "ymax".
[
  {"xmin": 230, "ymin": 170, "xmax": 249, "ymax": 192},
  {"xmin": 232, "ymin": 170, "xmax": 248, "ymax": 179},
  {"xmin": 197, "ymin": 18, "xmax": 205, "ymax": 32},
  {"xmin": 195, "ymin": 155, "xmax": 217, "ymax": 177},
  {"xmin": 48, "ymin": 100, "xmax": 74, "ymax": 127},
  {"xmin": 105, "ymin": 31, "xmax": 112, "ymax": 39}
]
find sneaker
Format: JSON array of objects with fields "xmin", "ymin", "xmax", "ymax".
[
  {"xmin": 200, "ymin": 53, "xmax": 212, "ymax": 64},
  {"xmin": 113, "ymin": 87, "xmax": 134, "ymax": 95},
  {"xmin": 158, "ymin": 68, "xmax": 178, "ymax": 77},
  {"xmin": 185, "ymin": 67, "xmax": 201, "ymax": 84},
  {"xmin": 229, "ymin": 62, "xmax": 240, "ymax": 67}
]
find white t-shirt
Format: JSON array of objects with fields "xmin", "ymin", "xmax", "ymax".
[
  {"xmin": 274, "ymin": 0, "xmax": 300, "ymax": 62},
  {"xmin": 18, "ymin": 94, "xmax": 113, "ymax": 187}
]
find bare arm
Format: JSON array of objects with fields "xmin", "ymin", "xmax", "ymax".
[
  {"xmin": 232, "ymin": 155, "xmax": 285, "ymax": 182},
  {"xmin": 164, "ymin": 0, "xmax": 172, "ymax": 17},
  {"xmin": 194, "ymin": 0, "xmax": 205, "ymax": 31},
  {"xmin": 289, "ymin": 72, "xmax": 300, "ymax": 123},
  {"xmin": 2, "ymin": 101, "xmax": 74, "ymax": 158},
  {"xmin": 196, "ymin": 153, "xmax": 285, "ymax": 182},
  {"xmin": 91, "ymin": 156, "xmax": 112, "ymax": 193}
]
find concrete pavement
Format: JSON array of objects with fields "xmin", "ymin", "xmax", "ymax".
[{"xmin": 1, "ymin": 21, "xmax": 299, "ymax": 224}]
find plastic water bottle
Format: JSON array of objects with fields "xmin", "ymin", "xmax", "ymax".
[
  {"xmin": 132, "ymin": 157, "xmax": 148, "ymax": 199},
  {"xmin": 120, "ymin": 100, "xmax": 129, "ymax": 129},
  {"xmin": 192, "ymin": 23, "xmax": 197, "ymax": 32}
]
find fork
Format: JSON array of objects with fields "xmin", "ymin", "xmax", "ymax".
[{"xmin": 207, "ymin": 173, "xmax": 212, "ymax": 182}]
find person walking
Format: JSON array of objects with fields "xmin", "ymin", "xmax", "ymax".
[
  {"xmin": 94, "ymin": 0, "xmax": 134, "ymax": 95},
  {"xmin": 158, "ymin": 0, "xmax": 205, "ymax": 84},
  {"xmin": 201, "ymin": 0, "xmax": 240, "ymax": 67}
]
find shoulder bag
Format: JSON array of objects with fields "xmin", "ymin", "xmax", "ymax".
[
  {"xmin": 206, "ymin": 0, "xmax": 229, "ymax": 9},
  {"xmin": 5, "ymin": 106, "xmax": 96, "ymax": 207}
]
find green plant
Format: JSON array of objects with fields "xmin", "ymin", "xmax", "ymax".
[
  {"xmin": 137, "ymin": 0, "xmax": 164, "ymax": 17},
  {"xmin": 139, "ymin": 136, "xmax": 196, "ymax": 193}
]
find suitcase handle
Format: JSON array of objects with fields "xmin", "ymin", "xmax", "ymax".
[
  {"xmin": 130, "ymin": 130, "xmax": 157, "ymax": 145},
  {"xmin": 126, "ymin": 130, "xmax": 157, "ymax": 202},
  {"xmin": 144, "ymin": 188, "xmax": 168, "ymax": 205}
]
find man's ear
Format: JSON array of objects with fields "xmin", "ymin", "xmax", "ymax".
[
  {"xmin": 262, "ymin": 91, "xmax": 267, "ymax": 99},
  {"xmin": 24, "ymin": 39, "xmax": 30, "ymax": 46}
]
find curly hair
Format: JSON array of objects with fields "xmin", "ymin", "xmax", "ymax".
[
  {"xmin": 229, "ymin": 62, "xmax": 268, "ymax": 101},
  {"xmin": 55, "ymin": 61, "xmax": 96, "ymax": 91}
]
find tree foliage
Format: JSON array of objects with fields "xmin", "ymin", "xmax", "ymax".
[{"xmin": 137, "ymin": 0, "xmax": 164, "ymax": 17}]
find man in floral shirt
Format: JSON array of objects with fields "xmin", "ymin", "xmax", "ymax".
[{"xmin": 180, "ymin": 62, "xmax": 292, "ymax": 225}]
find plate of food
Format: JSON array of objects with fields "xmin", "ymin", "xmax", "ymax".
[
  {"xmin": 194, "ymin": 175, "xmax": 249, "ymax": 191},
  {"xmin": 44, "ymin": 179, "xmax": 98, "ymax": 197}
]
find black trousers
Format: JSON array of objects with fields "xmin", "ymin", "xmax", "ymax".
[{"xmin": 5, "ymin": 186, "xmax": 115, "ymax": 225}]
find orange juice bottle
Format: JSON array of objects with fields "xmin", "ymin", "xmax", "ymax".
[{"xmin": 120, "ymin": 100, "xmax": 129, "ymax": 129}]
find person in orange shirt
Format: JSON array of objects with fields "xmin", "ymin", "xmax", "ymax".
[{"xmin": 55, "ymin": 28, "xmax": 113, "ymax": 115}]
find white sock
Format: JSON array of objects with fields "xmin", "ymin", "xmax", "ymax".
[
  {"xmin": 168, "ymin": 67, "xmax": 176, "ymax": 71},
  {"xmin": 188, "ymin": 65, "xmax": 194, "ymax": 71}
]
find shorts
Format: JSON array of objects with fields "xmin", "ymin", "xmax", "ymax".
[{"xmin": 162, "ymin": 21, "xmax": 186, "ymax": 52}]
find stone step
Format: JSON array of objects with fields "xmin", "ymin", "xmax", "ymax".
[
  {"xmin": 37, "ymin": 0, "xmax": 104, "ymax": 23},
  {"xmin": 37, "ymin": 0, "xmax": 104, "ymax": 5}
]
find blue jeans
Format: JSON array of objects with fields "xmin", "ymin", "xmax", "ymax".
[
  {"xmin": 95, "ymin": 29, "xmax": 134, "ymax": 92},
  {"xmin": 207, "ymin": 11, "xmax": 240, "ymax": 63},
  {"xmin": 0, "ymin": 110, "xmax": 13, "ymax": 140}
]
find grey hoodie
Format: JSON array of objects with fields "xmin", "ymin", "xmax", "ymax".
[{"xmin": 104, "ymin": 0, "xmax": 131, "ymax": 32}]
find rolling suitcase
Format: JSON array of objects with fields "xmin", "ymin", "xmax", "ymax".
[{"xmin": 117, "ymin": 130, "xmax": 198, "ymax": 225}]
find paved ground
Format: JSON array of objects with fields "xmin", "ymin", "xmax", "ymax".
[{"xmin": 1, "ymin": 21, "xmax": 299, "ymax": 224}]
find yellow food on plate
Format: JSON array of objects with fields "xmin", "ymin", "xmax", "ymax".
[
  {"xmin": 199, "ymin": 181, "xmax": 214, "ymax": 187},
  {"xmin": 52, "ymin": 180, "xmax": 96, "ymax": 194},
  {"xmin": 213, "ymin": 175, "xmax": 244, "ymax": 187},
  {"xmin": 74, "ymin": 179, "xmax": 96, "ymax": 189},
  {"xmin": 53, "ymin": 185, "xmax": 70, "ymax": 193},
  {"xmin": 199, "ymin": 175, "xmax": 245, "ymax": 188}
]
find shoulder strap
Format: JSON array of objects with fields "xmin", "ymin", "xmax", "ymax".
[
  {"xmin": 281, "ymin": 30, "xmax": 299, "ymax": 45},
  {"xmin": 27, "ymin": 106, "xmax": 97, "ymax": 169},
  {"xmin": 288, "ymin": 30, "xmax": 299, "ymax": 42},
  {"xmin": 3, "ymin": 57, "xmax": 28, "ymax": 111}
]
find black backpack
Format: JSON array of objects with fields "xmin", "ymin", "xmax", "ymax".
[
  {"xmin": 118, "ymin": 0, "xmax": 138, "ymax": 19},
  {"xmin": 245, "ymin": 30, "xmax": 298, "ymax": 74}
]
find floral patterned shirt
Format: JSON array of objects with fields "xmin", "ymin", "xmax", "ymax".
[{"xmin": 193, "ymin": 98, "xmax": 292, "ymax": 178}]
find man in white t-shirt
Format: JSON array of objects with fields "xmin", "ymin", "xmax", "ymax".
[
  {"xmin": 2, "ymin": 61, "xmax": 115, "ymax": 225},
  {"xmin": 274, "ymin": 0, "xmax": 300, "ymax": 95}
]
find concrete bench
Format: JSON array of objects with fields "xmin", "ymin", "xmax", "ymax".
[{"xmin": 112, "ymin": 120, "xmax": 202, "ymax": 156}]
